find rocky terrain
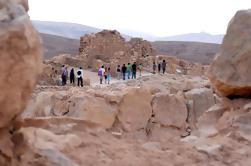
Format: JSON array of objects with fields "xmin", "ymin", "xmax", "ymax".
[{"xmin": 0, "ymin": 1, "xmax": 251, "ymax": 166}]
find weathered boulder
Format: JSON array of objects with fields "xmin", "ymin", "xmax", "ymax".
[
  {"xmin": 196, "ymin": 104, "xmax": 227, "ymax": 137},
  {"xmin": 152, "ymin": 93, "xmax": 187, "ymax": 129},
  {"xmin": 118, "ymin": 87, "xmax": 153, "ymax": 131},
  {"xmin": 0, "ymin": 0, "xmax": 42, "ymax": 165},
  {"xmin": 0, "ymin": 0, "xmax": 42, "ymax": 128},
  {"xmin": 68, "ymin": 93, "xmax": 118, "ymax": 129},
  {"xmin": 185, "ymin": 88, "xmax": 216, "ymax": 125},
  {"xmin": 207, "ymin": 9, "xmax": 251, "ymax": 97},
  {"xmin": 24, "ymin": 90, "xmax": 118, "ymax": 129}
]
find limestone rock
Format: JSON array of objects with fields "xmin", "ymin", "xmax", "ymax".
[
  {"xmin": 196, "ymin": 104, "xmax": 227, "ymax": 137},
  {"xmin": 68, "ymin": 93, "xmax": 118, "ymax": 129},
  {"xmin": 207, "ymin": 9, "xmax": 251, "ymax": 97},
  {"xmin": 152, "ymin": 93, "xmax": 187, "ymax": 129},
  {"xmin": 185, "ymin": 88, "xmax": 216, "ymax": 125},
  {"xmin": 0, "ymin": 0, "xmax": 42, "ymax": 165},
  {"xmin": 0, "ymin": 0, "xmax": 42, "ymax": 128},
  {"xmin": 118, "ymin": 87, "xmax": 153, "ymax": 131}
]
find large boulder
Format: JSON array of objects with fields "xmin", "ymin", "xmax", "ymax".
[
  {"xmin": 24, "ymin": 90, "xmax": 118, "ymax": 129},
  {"xmin": 207, "ymin": 9, "xmax": 251, "ymax": 97},
  {"xmin": 68, "ymin": 93, "xmax": 118, "ymax": 129},
  {"xmin": 118, "ymin": 87, "xmax": 153, "ymax": 132},
  {"xmin": 0, "ymin": 0, "xmax": 42, "ymax": 165},
  {"xmin": 0, "ymin": 0, "xmax": 42, "ymax": 128},
  {"xmin": 152, "ymin": 93, "xmax": 187, "ymax": 129},
  {"xmin": 185, "ymin": 88, "xmax": 216, "ymax": 125}
]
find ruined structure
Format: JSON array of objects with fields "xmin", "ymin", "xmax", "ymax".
[{"xmin": 79, "ymin": 30, "xmax": 156, "ymax": 71}]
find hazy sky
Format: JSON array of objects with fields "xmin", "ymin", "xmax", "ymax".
[{"xmin": 29, "ymin": 0, "xmax": 251, "ymax": 37}]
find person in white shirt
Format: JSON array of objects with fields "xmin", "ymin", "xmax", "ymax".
[{"xmin": 77, "ymin": 67, "xmax": 83, "ymax": 87}]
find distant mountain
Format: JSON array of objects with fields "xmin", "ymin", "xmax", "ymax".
[
  {"xmin": 158, "ymin": 32, "xmax": 224, "ymax": 44},
  {"xmin": 151, "ymin": 41, "xmax": 220, "ymax": 64},
  {"xmin": 33, "ymin": 21, "xmax": 224, "ymax": 44},
  {"xmin": 32, "ymin": 20, "xmax": 101, "ymax": 39}
]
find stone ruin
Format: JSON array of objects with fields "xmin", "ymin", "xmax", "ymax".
[{"xmin": 79, "ymin": 30, "xmax": 156, "ymax": 72}]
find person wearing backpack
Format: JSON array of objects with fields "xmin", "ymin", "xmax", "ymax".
[
  {"xmin": 70, "ymin": 68, "xmax": 75, "ymax": 85},
  {"xmin": 77, "ymin": 67, "xmax": 83, "ymax": 87},
  {"xmin": 98, "ymin": 65, "xmax": 105, "ymax": 84},
  {"xmin": 122, "ymin": 64, "xmax": 127, "ymax": 80}
]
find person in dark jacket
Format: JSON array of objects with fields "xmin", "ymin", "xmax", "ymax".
[
  {"xmin": 162, "ymin": 60, "xmax": 167, "ymax": 74},
  {"xmin": 122, "ymin": 64, "xmax": 127, "ymax": 80},
  {"xmin": 131, "ymin": 62, "xmax": 137, "ymax": 79},
  {"xmin": 70, "ymin": 68, "xmax": 75, "ymax": 85}
]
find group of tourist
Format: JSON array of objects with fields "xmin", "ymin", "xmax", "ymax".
[
  {"xmin": 61, "ymin": 65, "xmax": 84, "ymax": 87},
  {"xmin": 152, "ymin": 60, "xmax": 167, "ymax": 74},
  {"xmin": 98, "ymin": 62, "xmax": 144, "ymax": 84},
  {"xmin": 60, "ymin": 60, "xmax": 167, "ymax": 86}
]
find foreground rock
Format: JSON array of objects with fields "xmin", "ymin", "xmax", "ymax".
[
  {"xmin": 0, "ymin": 0, "xmax": 42, "ymax": 165},
  {"xmin": 152, "ymin": 93, "xmax": 187, "ymax": 129},
  {"xmin": 118, "ymin": 87, "xmax": 153, "ymax": 131},
  {"xmin": 207, "ymin": 9, "xmax": 251, "ymax": 97}
]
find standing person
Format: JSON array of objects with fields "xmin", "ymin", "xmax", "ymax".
[
  {"xmin": 77, "ymin": 67, "xmax": 83, "ymax": 87},
  {"xmin": 107, "ymin": 67, "xmax": 111, "ymax": 84},
  {"xmin": 98, "ymin": 65, "xmax": 105, "ymax": 84},
  {"xmin": 122, "ymin": 64, "xmax": 127, "ymax": 80},
  {"xmin": 65, "ymin": 67, "xmax": 68, "ymax": 84},
  {"xmin": 61, "ymin": 65, "xmax": 66, "ymax": 86},
  {"xmin": 158, "ymin": 61, "xmax": 161, "ymax": 74},
  {"xmin": 132, "ymin": 62, "xmax": 137, "ymax": 79},
  {"xmin": 70, "ymin": 68, "xmax": 75, "ymax": 85},
  {"xmin": 104, "ymin": 67, "xmax": 108, "ymax": 84},
  {"xmin": 153, "ymin": 62, "xmax": 157, "ymax": 74},
  {"xmin": 162, "ymin": 60, "xmax": 167, "ymax": 74},
  {"xmin": 116, "ymin": 65, "xmax": 121, "ymax": 80},
  {"xmin": 127, "ymin": 63, "xmax": 131, "ymax": 79},
  {"xmin": 139, "ymin": 63, "xmax": 143, "ymax": 76}
]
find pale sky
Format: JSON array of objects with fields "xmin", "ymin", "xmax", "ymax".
[{"xmin": 29, "ymin": 0, "xmax": 251, "ymax": 37}]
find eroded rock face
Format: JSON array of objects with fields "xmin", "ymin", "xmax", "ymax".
[
  {"xmin": 207, "ymin": 9, "xmax": 251, "ymax": 97},
  {"xmin": 185, "ymin": 88, "xmax": 216, "ymax": 126},
  {"xmin": 0, "ymin": 0, "xmax": 42, "ymax": 165},
  {"xmin": 0, "ymin": 0, "xmax": 42, "ymax": 128},
  {"xmin": 152, "ymin": 93, "xmax": 187, "ymax": 129},
  {"xmin": 118, "ymin": 87, "xmax": 153, "ymax": 132}
]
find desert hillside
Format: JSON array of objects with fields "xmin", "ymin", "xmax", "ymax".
[
  {"xmin": 152, "ymin": 41, "xmax": 220, "ymax": 64},
  {"xmin": 39, "ymin": 33, "xmax": 79, "ymax": 59}
]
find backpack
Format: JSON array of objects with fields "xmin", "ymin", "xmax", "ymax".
[
  {"xmin": 98, "ymin": 68, "xmax": 103, "ymax": 76},
  {"xmin": 77, "ymin": 71, "xmax": 81, "ymax": 76}
]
